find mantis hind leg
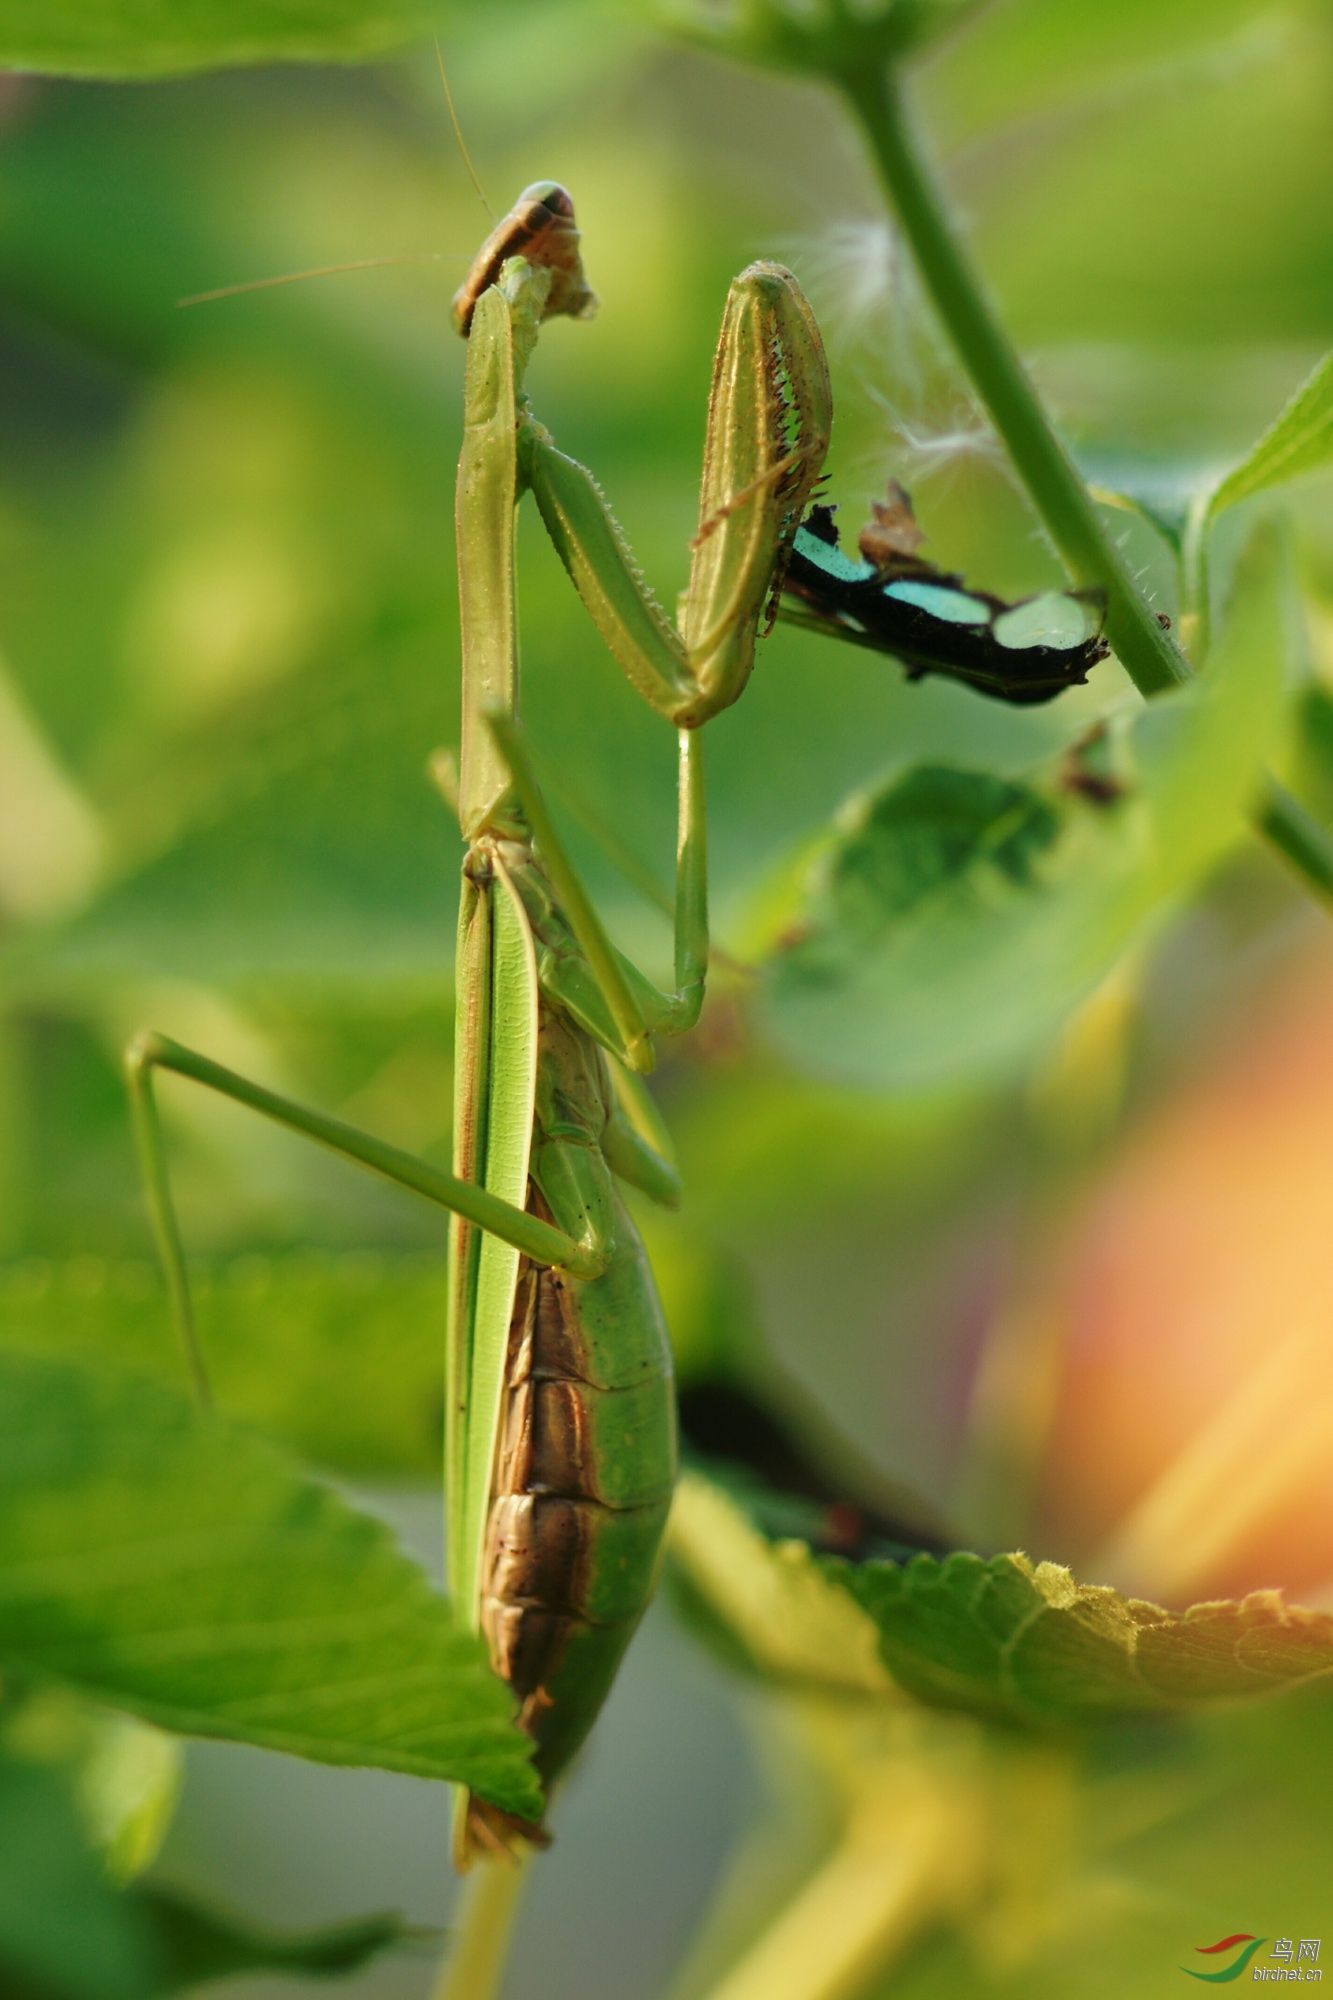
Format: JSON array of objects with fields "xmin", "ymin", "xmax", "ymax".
[
  {"xmin": 125, "ymin": 1043, "xmax": 211, "ymax": 1408},
  {"xmin": 123, "ymin": 1029, "xmax": 601, "ymax": 1407}
]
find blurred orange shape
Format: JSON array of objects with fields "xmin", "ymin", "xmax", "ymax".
[{"xmin": 1035, "ymin": 942, "xmax": 1333, "ymax": 1607}]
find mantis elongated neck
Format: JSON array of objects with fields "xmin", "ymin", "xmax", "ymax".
[{"xmin": 457, "ymin": 259, "xmax": 553, "ymax": 837}]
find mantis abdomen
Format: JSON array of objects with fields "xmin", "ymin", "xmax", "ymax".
[
  {"xmin": 456, "ymin": 926, "xmax": 679, "ymax": 1856},
  {"xmin": 482, "ymin": 1182, "xmax": 676, "ymax": 1790}
]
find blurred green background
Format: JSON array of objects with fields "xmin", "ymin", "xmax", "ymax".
[{"xmin": 5, "ymin": 0, "xmax": 1333, "ymax": 1990}]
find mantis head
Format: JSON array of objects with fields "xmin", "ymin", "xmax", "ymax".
[{"xmin": 453, "ymin": 182, "xmax": 599, "ymax": 337}]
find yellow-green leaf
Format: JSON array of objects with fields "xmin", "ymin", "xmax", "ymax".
[
  {"xmin": 0, "ymin": 0, "xmax": 454, "ymax": 80},
  {"xmin": 1210, "ymin": 346, "xmax": 1333, "ymax": 516}
]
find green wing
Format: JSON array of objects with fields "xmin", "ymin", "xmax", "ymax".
[{"xmin": 448, "ymin": 860, "xmax": 539, "ymax": 1626}]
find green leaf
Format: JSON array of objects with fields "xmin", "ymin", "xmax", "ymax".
[
  {"xmin": 839, "ymin": 1553, "xmax": 1333, "ymax": 1724},
  {"xmin": 757, "ymin": 522, "xmax": 1287, "ymax": 1090},
  {"xmin": 0, "ymin": 0, "xmax": 453, "ymax": 80},
  {"xmin": 129, "ymin": 1888, "xmax": 423, "ymax": 1995},
  {"xmin": 4, "ymin": 1684, "xmax": 183, "ymax": 1881},
  {"xmin": 0, "ymin": 1752, "xmax": 152, "ymax": 2000},
  {"xmin": 668, "ymin": 0, "xmax": 991, "ymax": 80},
  {"xmin": 0, "ymin": 1349, "xmax": 540, "ymax": 1817},
  {"xmin": 772, "ymin": 768, "xmax": 1061, "ymax": 989},
  {"xmin": 0, "ymin": 1254, "xmax": 448, "ymax": 1478},
  {"xmin": 1087, "ymin": 473, "xmax": 1192, "ymax": 555},
  {"xmin": 77, "ymin": 1713, "xmax": 181, "ymax": 1883},
  {"xmin": 671, "ymin": 1471, "xmax": 1333, "ymax": 1725},
  {"xmin": 35, "ymin": 641, "xmax": 463, "ymax": 993},
  {"xmin": 669, "ymin": 1471, "xmax": 894, "ymax": 1695},
  {"xmin": 1290, "ymin": 681, "xmax": 1333, "ymax": 824},
  {"xmin": 0, "ymin": 1743, "xmax": 416, "ymax": 2000},
  {"xmin": 1210, "ymin": 345, "xmax": 1333, "ymax": 516}
]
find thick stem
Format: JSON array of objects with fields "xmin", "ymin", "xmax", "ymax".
[
  {"xmin": 698, "ymin": 1770, "xmax": 975, "ymax": 2000},
  {"xmin": 837, "ymin": 64, "xmax": 1333, "ymax": 910},
  {"xmin": 432, "ymin": 1854, "xmax": 532, "ymax": 2000},
  {"xmin": 842, "ymin": 67, "xmax": 1187, "ymax": 697},
  {"xmin": 1256, "ymin": 774, "xmax": 1333, "ymax": 901}
]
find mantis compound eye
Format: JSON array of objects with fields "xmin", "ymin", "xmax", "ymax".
[
  {"xmin": 453, "ymin": 181, "xmax": 597, "ymax": 336},
  {"xmin": 522, "ymin": 181, "xmax": 575, "ymax": 217}
]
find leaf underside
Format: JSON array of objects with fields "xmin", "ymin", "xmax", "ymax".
[
  {"xmin": 670, "ymin": 1472, "xmax": 1333, "ymax": 1725},
  {"xmin": 838, "ymin": 1550, "xmax": 1333, "ymax": 1722},
  {"xmin": 758, "ymin": 521, "xmax": 1287, "ymax": 1089}
]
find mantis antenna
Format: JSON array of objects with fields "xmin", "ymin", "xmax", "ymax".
[
  {"xmin": 436, "ymin": 38, "xmax": 493, "ymax": 219},
  {"xmin": 177, "ymin": 254, "xmax": 447, "ymax": 309},
  {"xmin": 176, "ymin": 47, "xmax": 489, "ymax": 311}
]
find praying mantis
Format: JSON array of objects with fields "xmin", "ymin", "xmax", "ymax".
[{"xmin": 124, "ymin": 182, "xmax": 831, "ymax": 1863}]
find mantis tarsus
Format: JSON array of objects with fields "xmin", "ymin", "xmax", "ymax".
[{"xmin": 126, "ymin": 182, "xmax": 830, "ymax": 1866}]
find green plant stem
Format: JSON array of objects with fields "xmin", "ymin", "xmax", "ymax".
[
  {"xmin": 697, "ymin": 1771, "xmax": 975, "ymax": 2000},
  {"xmin": 433, "ymin": 1856, "xmax": 532, "ymax": 2000},
  {"xmin": 837, "ymin": 63, "xmax": 1333, "ymax": 907},
  {"xmin": 1181, "ymin": 491, "xmax": 1214, "ymax": 656},
  {"xmin": 842, "ymin": 66, "xmax": 1187, "ymax": 697},
  {"xmin": 1256, "ymin": 773, "xmax": 1333, "ymax": 899}
]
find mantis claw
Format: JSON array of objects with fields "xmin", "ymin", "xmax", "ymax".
[
  {"xmin": 680, "ymin": 260, "xmax": 832, "ymax": 715},
  {"xmin": 521, "ymin": 260, "xmax": 831, "ymax": 729}
]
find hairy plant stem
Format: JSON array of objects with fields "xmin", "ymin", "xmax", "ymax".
[
  {"xmin": 433, "ymin": 1854, "xmax": 532, "ymax": 2000},
  {"xmin": 841, "ymin": 67, "xmax": 1187, "ymax": 695},
  {"xmin": 838, "ymin": 63, "xmax": 1333, "ymax": 906}
]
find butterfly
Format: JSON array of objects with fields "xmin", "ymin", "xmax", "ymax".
[{"xmin": 780, "ymin": 483, "xmax": 1109, "ymax": 706}]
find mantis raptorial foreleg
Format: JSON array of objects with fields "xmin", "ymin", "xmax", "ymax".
[
  {"xmin": 125, "ymin": 182, "xmax": 832, "ymax": 1883},
  {"xmin": 516, "ymin": 258, "xmax": 831, "ymax": 728}
]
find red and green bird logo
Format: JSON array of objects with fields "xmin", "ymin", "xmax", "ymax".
[{"xmin": 1181, "ymin": 1936, "xmax": 1266, "ymax": 1982}]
